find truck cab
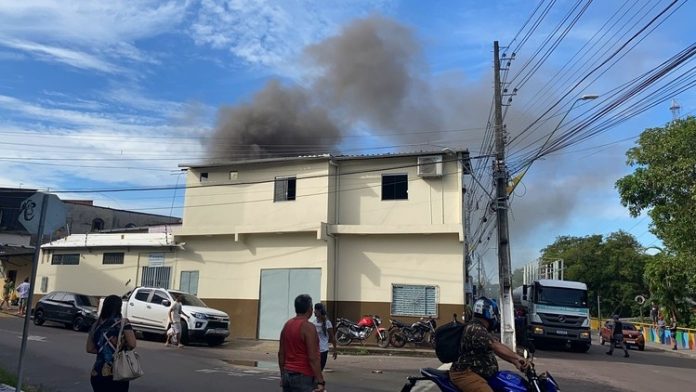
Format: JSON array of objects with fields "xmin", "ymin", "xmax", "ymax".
[{"xmin": 513, "ymin": 279, "xmax": 591, "ymax": 352}]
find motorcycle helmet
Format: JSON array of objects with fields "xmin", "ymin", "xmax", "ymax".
[{"xmin": 472, "ymin": 297, "xmax": 500, "ymax": 331}]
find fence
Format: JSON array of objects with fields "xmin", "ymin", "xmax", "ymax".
[{"xmin": 591, "ymin": 318, "xmax": 696, "ymax": 351}]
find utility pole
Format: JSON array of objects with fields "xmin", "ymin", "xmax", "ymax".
[
  {"xmin": 461, "ymin": 151, "xmax": 473, "ymax": 306},
  {"xmin": 493, "ymin": 41, "xmax": 516, "ymax": 350}
]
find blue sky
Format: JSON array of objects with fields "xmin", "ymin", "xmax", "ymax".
[{"xmin": 1, "ymin": 1, "xmax": 694, "ymax": 275}]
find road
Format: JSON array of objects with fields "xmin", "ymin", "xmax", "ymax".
[{"xmin": 0, "ymin": 315, "xmax": 694, "ymax": 391}]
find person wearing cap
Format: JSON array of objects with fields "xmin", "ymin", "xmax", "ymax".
[{"xmin": 606, "ymin": 314, "xmax": 629, "ymax": 358}]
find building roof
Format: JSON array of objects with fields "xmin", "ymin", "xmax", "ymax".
[
  {"xmin": 179, "ymin": 149, "xmax": 469, "ymax": 169},
  {"xmin": 0, "ymin": 244, "xmax": 35, "ymax": 256},
  {"xmin": 41, "ymin": 233, "xmax": 175, "ymax": 249}
]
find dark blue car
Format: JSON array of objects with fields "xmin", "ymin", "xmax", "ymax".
[{"xmin": 33, "ymin": 291, "xmax": 99, "ymax": 332}]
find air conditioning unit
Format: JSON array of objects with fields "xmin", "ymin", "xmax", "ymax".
[{"xmin": 417, "ymin": 155, "xmax": 443, "ymax": 177}]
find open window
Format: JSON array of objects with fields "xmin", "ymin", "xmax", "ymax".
[
  {"xmin": 382, "ymin": 174, "xmax": 408, "ymax": 200},
  {"xmin": 274, "ymin": 176, "xmax": 297, "ymax": 202}
]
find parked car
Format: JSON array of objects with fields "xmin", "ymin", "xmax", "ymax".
[
  {"xmin": 33, "ymin": 291, "xmax": 99, "ymax": 332},
  {"xmin": 599, "ymin": 320, "xmax": 645, "ymax": 351},
  {"xmin": 98, "ymin": 287, "xmax": 230, "ymax": 346}
]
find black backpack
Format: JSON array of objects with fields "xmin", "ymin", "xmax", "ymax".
[{"xmin": 434, "ymin": 315, "xmax": 465, "ymax": 363}]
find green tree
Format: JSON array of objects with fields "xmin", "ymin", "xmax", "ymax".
[
  {"xmin": 616, "ymin": 117, "xmax": 696, "ymax": 255},
  {"xmin": 644, "ymin": 251, "xmax": 696, "ymax": 327},
  {"xmin": 539, "ymin": 232, "xmax": 649, "ymax": 318}
]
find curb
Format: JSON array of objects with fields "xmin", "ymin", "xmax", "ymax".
[{"xmin": 336, "ymin": 345, "xmax": 436, "ymax": 358}]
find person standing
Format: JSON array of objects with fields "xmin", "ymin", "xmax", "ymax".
[
  {"xmin": 278, "ymin": 294, "xmax": 325, "ymax": 392},
  {"xmin": 0, "ymin": 278, "xmax": 14, "ymax": 310},
  {"xmin": 86, "ymin": 295, "xmax": 137, "ymax": 392},
  {"xmin": 669, "ymin": 315, "xmax": 678, "ymax": 350},
  {"xmin": 16, "ymin": 278, "xmax": 30, "ymax": 316},
  {"xmin": 312, "ymin": 303, "xmax": 337, "ymax": 371},
  {"xmin": 606, "ymin": 315, "xmax": 629, "ymax": 358},
  {"xmin": 166, "ymin": 294, "xmax": 184, "ymax": 348},
  {"xmin": 657, "ymin": 314, "xmax": 666, "ymax": 343},
  {"xmin": 649, "ymin": 302, "xmax": 658, "ymax": 327}
]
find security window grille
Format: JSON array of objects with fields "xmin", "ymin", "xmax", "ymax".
[
  {"xmin": 391, "ymin": 284, "xmax": 437, "ymax": 317},
  {"xmin": 141, "ymin": 266, "xmax": 171, "ymax": 289},
  {"xmin": 274, "ymin": 177, "xmax": 297, "ymax": 202},
  {"xmin": 103, "ymin": 252, "xmax": 124, "ymax": 265},
  {"xmin": 51, "ymin": 254, "xmax": 80, "ymax": 265},
  {"xmin": 382, "ymin": 174, "xmax": 408, "ymax": 200}
]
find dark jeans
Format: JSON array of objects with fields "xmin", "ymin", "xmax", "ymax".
[
  {"xmin": 320, "ymin": 351, "xmax": 328, "ymax": 370},
  {"xmin": 90, "ymin": 375, "xmax": 129, "ymax": 392},
  {"xmin": 282, "ymin": 371, "xmax": 315, "ymax": 392}
]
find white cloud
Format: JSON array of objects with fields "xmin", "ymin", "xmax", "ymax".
[
  {"xmin": 189, "ymin": 0, "xmax": 392, "ymax": 69},
  {"xmin": 0, "ymin": 38, "xmax": 123, "ymax": 73}
]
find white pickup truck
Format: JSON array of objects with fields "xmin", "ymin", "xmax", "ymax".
[{"xmin": 102, "ymin": 287, "xmax": 230, "ymax": 346}]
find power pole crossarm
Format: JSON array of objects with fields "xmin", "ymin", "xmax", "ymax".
[{"xmin": 493, "ymin": 41, "xmax": 516, "ymax": 350}]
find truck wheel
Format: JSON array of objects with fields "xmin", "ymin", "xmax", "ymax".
[
  {"xmin": 206, "ymin": 336, "xmax": 225, "ymax": 347},
  {"xmin": 33, "ymin": 309, "xmax": 45, "ymax": 326},
  {"xmin": 180, "ymin": 322, "xmax": 189, "ymax": 345}
]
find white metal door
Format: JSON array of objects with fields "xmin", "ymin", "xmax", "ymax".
[{"xmin": 258, "ymin": 268, "xmax": 321, "ymax": 340}]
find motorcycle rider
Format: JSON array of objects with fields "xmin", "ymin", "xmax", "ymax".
[{"xmin": 449, "ymin": 297, "xmax": 529, "ymax": 392}]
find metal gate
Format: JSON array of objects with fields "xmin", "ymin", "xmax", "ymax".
[
  {"xmin": 258, "ymin": 268, "xmax": 321, "ymax": 340},
  {"xmin": 141, "ymin": 266, "xmax": 171, "ymax": 289}
]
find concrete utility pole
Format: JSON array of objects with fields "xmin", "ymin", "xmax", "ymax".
[
  {"xmin": 460, "ymin": 151, "xmax": 473, "ymax": 306},
  {"xmin": 493, "ymin": 41, "xmax": 516, "ymax": 350}
]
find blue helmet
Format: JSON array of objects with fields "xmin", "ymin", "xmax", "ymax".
[{"xmin": 473, "ymin": 297, "xmax": 500, "ymax": 331}]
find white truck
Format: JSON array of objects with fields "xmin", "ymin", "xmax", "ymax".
[
  {"xmin": 513, "ymin": 279, "xmax": 591, "ymax": 352},
  {"xmin": 101, "ymin": 287, "xmax": 230, "ymax": 346}
]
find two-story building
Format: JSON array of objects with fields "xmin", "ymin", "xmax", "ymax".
[
  {"xmin": 35, "ymin": 151, "xmax": 470, "ymax": 340},
  {"xmin": 175, "ymin": 151, "xmax": 469, "ymax": 339}
]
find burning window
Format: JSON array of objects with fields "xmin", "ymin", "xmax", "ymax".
[{"xmin": 274, "ymin": 177, "xmax": 297, "ymax": 202}]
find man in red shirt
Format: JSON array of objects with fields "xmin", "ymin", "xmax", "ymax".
[{"xmin": 278, "ymin": 294, "xmax": 326, "ymax": 392}]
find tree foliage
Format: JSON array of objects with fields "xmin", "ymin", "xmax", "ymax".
[
  {"xmin": 539, "ymin": 231, "xmax": 649, "ymax": 318},
  {"xmin": 643, "ymin": 252, "xmax": 696, "ymax": 326},
  {"xmin": 616, "ymin": 117, "xmax": 696, "ymax": 254}
]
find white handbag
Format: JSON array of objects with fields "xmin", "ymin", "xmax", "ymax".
[{"xmin": 112, "ymin": 319, "xmax": 144, "ymax": 381}]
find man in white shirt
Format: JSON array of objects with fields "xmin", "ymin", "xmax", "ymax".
[
  {"xmin": 16, "ymin": 278, "xmax": 30, "ymax": 316},
  {"xmin": 166, "ymin": 294, "xmax": 184, "ymax": 348}
]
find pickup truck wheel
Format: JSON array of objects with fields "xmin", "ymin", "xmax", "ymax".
[
  {"xmin": 72, "ymin": 316, "xmax": 85, "ymax": 332},
  {"xmin": 180, "ymin": 322, "xmax": 189, "ymax": 345},
  {"xmin": 206, "ymin": 337, "xmax": 225, "ymax": 347},
  {"xmin": 33, "ymin": 309, "xmax": 45, "ymax": 326}
]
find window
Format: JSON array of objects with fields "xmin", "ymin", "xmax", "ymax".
[
  {"xmin": 134, "ymin": 289, "xmax": 152, "ymax": 301},
  {"xmin": 91, "ymin": 218, "xmax": 105, "ymax": 232},
  {"xmin": 229, "ymin": 171, "xmax": 238, "ymax": 180},
  {"xmin": 382, "ymin": 174, "xmax": 408, "ymax": 200},
  {"xmin": 391, "ymin": 284, "xmax": 438, "ymax": 317},
  {"xmin": 180, "ymin": 271, "xmax": 200, "ymax": 295},
  {"xmin": 274, "ymin": 176, "xmax": 296, "ymax": 202},
  {"xmin": 62, "ymin": 293, "xmax": 76, "ymax": 303},
  {"xmin": 200, "ymin": 172, "xmax": 209, "ymax": 182},
  {"xmin": 141, "ymin": 266, "xmax": 171, "ymax": 289},
  {"xmin": 40, "ymin": 277, "xmax": 48, "ymax": 293},
  {"xmin": 51, "ymin": 254, "xmax": 80, "ymax": 265},
  {"xmin": 103, "ymin": 252, "xmax": 124, "ymax": 265},
  {"xmin": 150, "ymin": 290, "xmax": 169, "ymax": 305}
]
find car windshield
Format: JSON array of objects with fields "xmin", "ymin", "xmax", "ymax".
[
  {"xmin": 623, "ymin": 323, "xmax": 636, "ymax": 331},
  {"xmin": 168, "ymin": 291, "xmax": 206, "ymax": 307},
  {"xmin": 535, "ymin": 286, "xmax": 588, "ymax": 308},
  {"xmin": 76, "ymin": 295, "xmax": 98, "ymax": 307}
]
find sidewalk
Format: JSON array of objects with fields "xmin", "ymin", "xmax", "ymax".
[
  {"xmin": 644, "ymin": 339, "xmax": 696, "ymax": 358},
  {"xmin": 224, "ymin": 338, "xmax": 436, "ymax": 358}
]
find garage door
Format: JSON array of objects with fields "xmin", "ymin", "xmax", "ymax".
[{"xmin": 258, "ymin": 268, "xmax": 321, "ymax": 340}]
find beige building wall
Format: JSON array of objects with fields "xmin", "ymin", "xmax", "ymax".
[
  {"xmin": 182, "ymin": 160, "xmax": 330, "ymax": 235},
  {"xmin": 336, "ymin": 156, "xmax": 462, "ymax": 227},
  {"xmin": 37, "ymin": 248, "xmax": 176, "ymax": 297}
]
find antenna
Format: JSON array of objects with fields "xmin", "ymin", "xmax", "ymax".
[{"xmin": 670, "ymin": 99, "xmax": 681, "ymax": 121}]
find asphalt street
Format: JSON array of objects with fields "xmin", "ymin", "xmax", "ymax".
[{"xmin": 1, "ymin": 314, "xmax": 695, "ymax": 391}]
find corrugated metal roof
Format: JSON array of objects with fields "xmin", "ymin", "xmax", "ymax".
[
  {"xmin": 41, "ymin": 233, "xmax": 175, "ymax": 249},
  {"xmin": 179, "ymin": 149, "xmax": 468, "ymax": 169}
]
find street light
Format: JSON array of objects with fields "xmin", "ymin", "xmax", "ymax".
[{"xmin": 508, "ymin": 94, "xmax": 599, "ymax": 195}]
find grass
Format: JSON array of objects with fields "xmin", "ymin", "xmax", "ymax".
[{"xmin": 0, "ymin": 367, "xmax": 44, "ymax": 392}]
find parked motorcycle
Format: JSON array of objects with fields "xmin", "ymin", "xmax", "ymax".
[
  {"xmin": 389, "ymin": 316, "xmax": 436, "ymax": 348},
  {"xmin": 335, "ymin": 315, "xmax": 389, "ymax": 348},
  {"xmin": 400, "ymin": 344, "xmax": 559, "ymax": 392}
]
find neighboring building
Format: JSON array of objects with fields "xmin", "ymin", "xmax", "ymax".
[
  {"xmin": 34, "ymin": 151, "xmax": 470, "ymax": 340},
  {"xmin": 0, "ymin": 188, "xmax": 182, "ymax": 286},
  {"xmin": 38, "ymin": 232, "xmax": 179, "ymax": 297}
]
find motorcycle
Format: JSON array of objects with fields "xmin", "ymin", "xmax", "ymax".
[
  {"xmin": 389, "ymin": 316, "xmax": 437, "ymax": 348},
  {"xmin": 400, "ymin": 344, "xmax": 559, "ymax": 392},
  {"xmin": 335, "ymin": 315, "xmax": 389, "ymax": 348}
]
